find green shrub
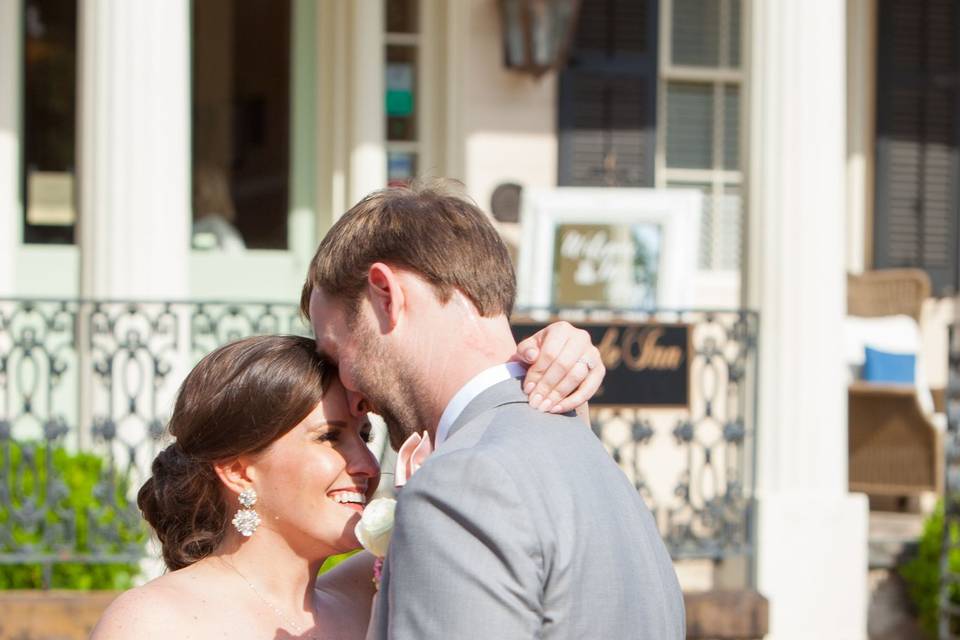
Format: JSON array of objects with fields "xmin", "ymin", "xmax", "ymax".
[
  {"xmin": 0, "ymin": 440, "xmax": 145, "ymax": 589},
  {"xmin": 901, "ymin": 501, "xmax": 960, "ymax": 639},
  {"xmin": 319, "ymin": 549, "xmax": 362, "ymax": 574}
]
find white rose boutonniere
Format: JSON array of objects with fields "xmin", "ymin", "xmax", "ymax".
[
  {"xmin": 356, "ymin": 431, "xmax": 434, "ymax": 590},
  {"xmin": 355, "ymin": 431, "xmax": 433, "ymax": 557},
  {"xmin": 355, "ymin": 497, "xmax": 396, "ymax": 559}
]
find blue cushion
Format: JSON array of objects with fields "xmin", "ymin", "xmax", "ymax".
[{"xmin": 862, "ymin": 347, "xmax": 915, "ymax": 384}]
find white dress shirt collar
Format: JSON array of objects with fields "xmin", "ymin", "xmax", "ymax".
[{"xmin": 435, "ymin": 361, "xmax": 528, "ymax": 447}]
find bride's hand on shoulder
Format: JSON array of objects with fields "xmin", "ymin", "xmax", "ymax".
[{"xmin": 513, "ymin": 320, "xmax": 605, "ymax": 419}]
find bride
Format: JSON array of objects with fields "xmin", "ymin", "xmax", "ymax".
[{"xmin": 91, "ymin": 323, "xmax": 601, "ymax": 639}]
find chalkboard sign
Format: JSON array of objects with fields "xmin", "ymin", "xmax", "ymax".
[{"xmin": 512, "ymin": 320, "xmax": 691, "ymax": 407}]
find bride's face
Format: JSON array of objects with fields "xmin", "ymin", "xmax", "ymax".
[{"xmin": 245, "ymin": 379, "xmax": 380, "ymax": 557}]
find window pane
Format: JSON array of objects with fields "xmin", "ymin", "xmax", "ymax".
[
  {"xmin": 723, "ymin": 85, "xmax": 740, "ymax": 170},
  {"xmin": 668, "ymin": 182, "xmax": 712, "ymax": 268},
  {"xmin": 672, "ymin": 0, "xmax": 720, "ymax": 67},
  {"xmin": 386, "ymin": 45, "xmax": 417, "ymax": 142},
  {"xmin": 718, "ymin": 185, "xmax": 742, "ymax": 271},
  {"xmin": 193, "ymin": 0, "xmax": 291, "ymax": 251},
  {"xmin": 727, "ymin": 0, "xmax": 742, "ymax": 67},
  {"xmin": 387, "ymin": 151, "xmax": 418, "ymax": 185},
  {"xmin": 668, "ymin": 181, "xmax": 742, "ymax": 270},
  {"xmin": 386, "ymin": 0, "xmax": 418, "ymax": 34},
  {"xmin": 666, "ymin": 82, "xmax": 713, "ymax": 169},
  {"xmin": 23, "ymin": 0, "xmax": 78, "ymax": 245}
]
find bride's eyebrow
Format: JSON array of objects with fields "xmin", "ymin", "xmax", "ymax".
[{"xmin": 310, "ymin": 421, "xmax": 347, "ymax": 431}]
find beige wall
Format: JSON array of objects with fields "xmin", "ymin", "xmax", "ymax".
[
  {"xmin": 922, "ymin": 298, "xmax": 956, "ymax": 390},
  {"xmin": 458, "ymin": 0, "xmax": 558, "ymax": 215},
  {"xmin": 845, "ymin": 0, "xmax": 876, "ymax": 275}
]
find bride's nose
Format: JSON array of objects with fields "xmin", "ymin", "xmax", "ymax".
[
  {"xmin": 347, "ymin": 432, "xmax": 380, "ymax": 481},
  {"xmin": 346, "ymin": 390, "xmax": 371, "ymax": 417}
]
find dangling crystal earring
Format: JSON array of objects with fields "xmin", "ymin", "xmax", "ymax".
[{"xmin": 231, "ymin": 488, "xmax": 261, "ymax": 537}]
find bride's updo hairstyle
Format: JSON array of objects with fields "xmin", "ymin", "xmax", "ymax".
[{"xmin": 137, "ymin": 335, "xmax": 333, "ymax": 570}]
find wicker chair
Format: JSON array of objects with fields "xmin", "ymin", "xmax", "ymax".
[{"xmin": 847, "ymin": 268, "xmax": 942, "ymax": 499}]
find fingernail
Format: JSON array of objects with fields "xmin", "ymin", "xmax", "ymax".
[
  {"xmin": 524, "ymin": 348, "xmax": 537, "ymax": 362},
  {"xmin": 549, "ymin": 406, "xmax": 563, "ymax": 414},
  {"xmin": 523, "ymin": 381, "xmax": 534, "ymax": 394},
  {"xmin": 538, "ymin": 399, "xmax": 552, "ymax": 412},
  {"xmin": 530, "ymin": 393, "xmax": 543, "ymax": 407}
]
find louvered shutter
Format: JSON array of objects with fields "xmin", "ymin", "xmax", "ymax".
[
  {"xmin": 875, "ymin": 0, "xmax": 960, "ymax": 295},
  {"xmin": 558, "ymin": 0, "xmax": 659, "ymax": 187}
]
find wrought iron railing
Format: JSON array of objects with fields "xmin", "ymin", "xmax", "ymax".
[
  {"xmin": 0, "ymin": 299, "xmax": 308, "ymax": 587},
  {"xmin": 520, "ymin": 307, "xmax": 759, "ymax": 559},
  {"xmin": 941, "ymin": 309, "xmax": 960, "ymax": 639},
  {"xmin": 0, "ymin": 299, "xmax": 758, "ymax": 586}
]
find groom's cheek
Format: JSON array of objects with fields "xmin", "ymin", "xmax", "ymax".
[{"xmin": 388, "ymin": 425, "xmax": 407, "ymax": 452}]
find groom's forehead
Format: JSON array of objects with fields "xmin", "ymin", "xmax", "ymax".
[
  {"xmin": 312, "ymin": 331, "xmax": 344, "ymax": 368},
  {"xmin": 308, "ymin": 289, "xmax": 350, "ymax": 354},
  {"xmin": 308, "ymin": 287, "xmax": 344, "ymax": 324}
]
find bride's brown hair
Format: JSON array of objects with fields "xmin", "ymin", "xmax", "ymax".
[{"xmin": 137, "ymin": 335, "xmax": 333, "ymax": 570}]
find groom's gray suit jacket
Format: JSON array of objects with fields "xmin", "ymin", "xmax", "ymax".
[{"xmin": 369, "ymin": 378, "xmax": 685, "ymax": 639}]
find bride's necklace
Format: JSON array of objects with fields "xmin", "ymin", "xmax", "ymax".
[{"xmin": 221, "ymin": 557, "xmax": 320, "ymax": 639}]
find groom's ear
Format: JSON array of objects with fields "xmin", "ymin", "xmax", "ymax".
[{"xmin": 366, "ymin": 262, "xmax": 403, "ymax": 330}]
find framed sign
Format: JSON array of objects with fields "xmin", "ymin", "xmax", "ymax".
[
  {"xmin": 517, "ymin": 188, "xmax": 701, "ymax": 309},
  {"xmin": 512, "ymin": 320, "xmax": 692, "ymax": 407}
]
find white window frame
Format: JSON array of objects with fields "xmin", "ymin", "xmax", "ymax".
[
  {"xmin": 656, "ymin": 0, "xmax": 748, "ymax": 280},
  {"xmin": 384, "ymin": 0, "xmax": 445, "ymax": 181}
]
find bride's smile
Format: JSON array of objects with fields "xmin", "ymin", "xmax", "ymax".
[
  {"xmin": 330, "ymin": 490, "xmax": 370, "ymax": 511},
  {"xmin": 239, "ymin": 379, "xmax": 379, "ymax": 559}
]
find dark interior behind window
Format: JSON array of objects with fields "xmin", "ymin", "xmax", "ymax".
[
  {"xmin": 22, "ymin": 0, "xmax": 77, "ymax": 245},
  {"xmin": 193, "ymin": 0, "xmax": 291, "ymax": 251}
]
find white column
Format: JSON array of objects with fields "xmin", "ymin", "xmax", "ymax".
[
  {"xmin": 316, "ymin": 0, "xmax": 349, "ymax": 229},
  {"xmin": 78, "ymin": 0, "xmax": 190, "ymax": 300},
  {"xmin": 0, "ymin": 0, "xmax": 21, "ymax": 296},
  {"xmin": 747, "ymin": 1, "xmax": 869, "ymax": 639},
  {"xmin": 289, "ymin": 0, "xmax": 318, "ymax": 269},
  {"xmin": 347, "ymin": 0, "xmax": 386, "ymax": 206}
]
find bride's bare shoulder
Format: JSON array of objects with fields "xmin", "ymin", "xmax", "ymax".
[{"xmin": 90, "ymin": 570, "xmax": 210, "ymax": 640}]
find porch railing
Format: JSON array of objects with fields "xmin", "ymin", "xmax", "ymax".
[
  {"xmin": 0, "ymin": 299, "xmax": 758, "ymax": 585},
  {"xmin": 941, "ymin": 309, "xmax": 960, "ymax": 639}
]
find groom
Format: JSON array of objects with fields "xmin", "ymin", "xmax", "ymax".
[{"xmin": 302, "ymin": 182, "xmax": 684, "ymax": 639}]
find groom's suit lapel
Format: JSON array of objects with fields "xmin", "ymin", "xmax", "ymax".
[{"xmin": 443, "ymin": 377, "xmax": 529, "ymax": 444}]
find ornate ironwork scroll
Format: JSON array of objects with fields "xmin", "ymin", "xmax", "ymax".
[
  {"xmin": 0, "ymin": 299, "xmax": 309, "ymax": 587},
  {"xmin": 520, "ymin": 307, "xmax": 759, "ymax": 560}
]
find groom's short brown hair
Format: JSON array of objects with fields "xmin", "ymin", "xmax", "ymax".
[{"xmin": 301, "ymin": 179, "xmax": 516, "ymax": 320}]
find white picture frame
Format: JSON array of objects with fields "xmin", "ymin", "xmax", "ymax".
[{"xmin": 517, "ymin": 188, "xmax": 702, "ymax": 310}]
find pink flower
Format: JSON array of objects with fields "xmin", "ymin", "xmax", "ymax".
[{"xmin": 372, "ymin": 557, "xmax": 384, "ymax": 590}]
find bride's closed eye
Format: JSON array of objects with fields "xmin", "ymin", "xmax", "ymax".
[
  {"xmin": 314, "ymin": 423, "xmax": 373, "ymax": 444},
  {"xmin": 316, "ymin": 430, "xmax": 339, "ymax": 443}
]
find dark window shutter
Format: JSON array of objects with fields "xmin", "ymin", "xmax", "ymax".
[
  {"xmin": 558, "ymin": 0, "xmax": 658, "ymax": 187},
  {"xmin": 875, "ymin": 0, "xmax": 960, "ymax": 295}
]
